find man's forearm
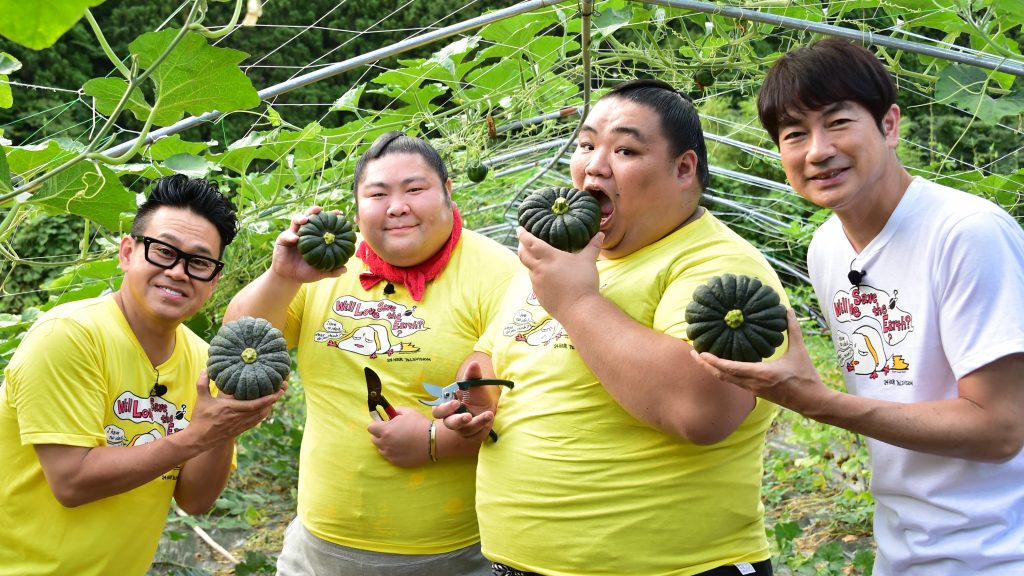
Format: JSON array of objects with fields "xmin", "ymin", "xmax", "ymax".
[
  {"xmin": 35, "ymin": 429, "xmax": 209, "ymax": 508},
  {"xmin": 556, "ymin": 292, "xmax": 754, "ymax": 445},
  {"xmin": 173, "ymin": 440, "xmax": 234, "ymax": 514},
  {"xmin": 808, "ymin": 389, "xmax": 1023, "ymax": 462}
]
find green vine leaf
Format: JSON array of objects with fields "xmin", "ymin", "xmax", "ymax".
[
  {"xmin": 83, "ymin": 77, "xmax": 169, "ymax": 124},
  {"xmin": 207, "ymin": 123, "xmax": 325, "ymax": 176},
  {"xmin": 207, "ymin": 130, "xmax": 280, "ymax": 176},
  {"xmin": 86, "ymin": 30, "xmax": 261, "ymax": 127},
  {"xmin": 134, "ymin": 30, "xmax": 260, "ymax": 124},
  {"xmin": 331, "ymin": 83, "xmax": 365, "ymax": 113},
  {"xmin": 5, "ymin": 140, "xmax": 78, "ymax": 182},
  {"xmin": 993, "ymin": 0, "xmax": 1024, "ymax": 22},
  {"xmin": 478, "ymin": 11, "xmax": 562, "ymax": 60},
  {"xmin": 935, "ymin": 64, "xmax": 1024, "ymax": 124},
  {"xmin": 0, "ymin": 52, "xmax": 20, "ymax": 109},
  {"xmin": 0, "ymin": 0, "xmax": 104, "ymax": 50},
  {"xmin": 0, "ymin": 77, "xmax": 10, "ymax": 109},
  {"xmin": 0, "ymin": 52, "xmax": 21, "ymax": 74},
  {"xmin": 29, "ymin": 162, "xmax": 134, "ymax": 230},
  {"xmin": 106, "ymin": 162, "xmax": 170, "ymax": 180},
  {"xmin": 145, "ymin": 135, "xmax": 211, "ymax": 161},
  {"xmin": 265, "ymin": 105, "xmax": 283, "ymax": 127},
  {"xmin": 162, "ymin": 153, "xmax": 220, "ymax": 178},
  {"xmin": 371, "ymin": 59, "xmax": 449, "ymax": 97},
  {"xmin": 428, "ymin": 36, "xmax": 479, "ymax": 80},
  {"xmin": 463, "ymin": 60, "xmax": 530, "ymax": 107},
  {"xmin": 526, "ymin": 37, "xmax": 579, "ymax": 75},
  {"xmin": 591, "ymin": 3, "xmax": 632, "ymax": 39},
  {"xmin": 372, "ymin": 82, "xmax": 447, "ymax": 109}
]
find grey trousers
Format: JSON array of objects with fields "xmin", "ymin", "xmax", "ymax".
[{"xmin": 276, "ymin": 517, "xmax": 492, "ymax": 576}]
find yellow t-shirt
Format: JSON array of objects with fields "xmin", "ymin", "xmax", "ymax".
[
  {"xmin": 285, "ymin": 229, "xmax": 517, "ymax": 554},
  {"xmin": 0, "ymin": 295, "xmax": 209, "ymax": 576},
  {"xmin": 477, "ymin": 211, "xmax": 788, "ymax": 576}
]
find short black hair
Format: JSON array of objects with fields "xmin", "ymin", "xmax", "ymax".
[
  {"xmin": 352, "ymin": 131, "xmax": 449, "ymax": 206},
  {"xmin": 758, "ymin": 38, "xmax": 897, "ymax": 145},
  {"xmin": 131, "ymin": 175, "xmax": 238, "ymax": 255},
  {"xmin": 602, "ymin": 79, "xmax": 710, "ymax": 190}
]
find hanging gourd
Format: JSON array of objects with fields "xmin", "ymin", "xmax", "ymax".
[{"xmin": 467, "ymin": 162, "xmax": 489, "ymax": 183}]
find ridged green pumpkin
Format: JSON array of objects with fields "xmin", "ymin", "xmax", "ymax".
[
  {"xmin": 467, "ymin": 162, "xmax": 489, "ymax": 183},
  {"xmin": 297, "ymin": 211, "xmax": 356, "ymax": 271},
  {"xmin": 517, "ymin": 187, "xmax": 601, "ymax": 253},
  {"xmin": 208, "ymin": 317, "xmax": 290, "ymax": 400},
  {"xmin": 685, "ymin": 274, "xmax": 787, "ymax": 362}
]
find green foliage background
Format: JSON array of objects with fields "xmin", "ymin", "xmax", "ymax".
[{"xmin": 0, "ymin": 1, "xmax": 1021, "ymax": 573}]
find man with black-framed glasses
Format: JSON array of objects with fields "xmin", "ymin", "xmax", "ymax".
[
  {"xmin": 0, "ymin": 174, "xmax": 285, "ymax": 576},
  {"xmin": 133, "ymin": 234, "xmax": 225, "ymax": 280}
]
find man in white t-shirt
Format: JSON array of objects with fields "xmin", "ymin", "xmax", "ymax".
[{"xmin": 693, "ymin": 38, "xmax": 1024, "ymax": 575}]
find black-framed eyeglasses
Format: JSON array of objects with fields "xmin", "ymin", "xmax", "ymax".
[{"xmin": 134, "ymin": 235, "xmax": 224, "ymax": 281}]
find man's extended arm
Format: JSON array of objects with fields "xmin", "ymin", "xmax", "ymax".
[
  {"xmin": 694, "ymin": 309, "xmax": 1024, "ymax": 462},
  {"xmin": 35, "ymin": 375, "xmax": 280, "ymax": 509},
  {"xmin": 224, "ymin": 208, "xmax": 345, "ymax": 328}
]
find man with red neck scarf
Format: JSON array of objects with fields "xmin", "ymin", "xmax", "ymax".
[{"xmin": 226, "ymin": 132, "xmax": 517, "ymax": 575}]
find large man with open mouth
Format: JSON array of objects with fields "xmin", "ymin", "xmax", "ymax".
[{"xmin": 438, "ymin": 79, "xmax": 789, "ymax": 576}]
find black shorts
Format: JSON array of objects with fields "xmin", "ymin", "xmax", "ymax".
[{"xmin": 491, "ymin": 558, "xmax": 773, "ymax": 576}]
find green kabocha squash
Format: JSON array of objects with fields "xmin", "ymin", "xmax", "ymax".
[
  {"xmin": 694, "ymin": 69, "xmax": 717, "ymax": 88},
  {"xmin": 297, "ymin": 211, "xmax": 357, "ymax": 271},
  {"xmin": 685, "ymin": 274, "xmax": 788, "ymax": 362},
  {"xmin": 517, "ymin": 187, "xmax": 601, "ymax": 253},
  {"xmin": 207, "ymin": 316, "xmax": 290, "ymax": 400},
  {"xmin": 467, "ymin": 162, "xmax": 489, "ymax": 183}
]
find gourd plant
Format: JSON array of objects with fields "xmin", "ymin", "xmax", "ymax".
[{"xmin": 685, "ymin": 273, "xmax": 788, "ymax": 362}]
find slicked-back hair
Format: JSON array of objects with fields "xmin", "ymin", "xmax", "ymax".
[
  {"xmin": 758, "ymin": 38, "xmax": 897, "ymax": 145},
  {"xmin": 131, "ymin": 174, "xmax": 238, "ymax": 256},
  {"xmin": 352, "ymin": 131, "xmax": 450, "ymax": 206},
  {"xmin": 603, "ymin": 79, "xmax": 710, "ymax": 190}
]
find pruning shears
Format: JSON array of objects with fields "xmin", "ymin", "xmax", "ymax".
[
  {"xmin": 365, "ymin": 367, "xmax": 399, "ymax": 422},
  {"xmin": 419, "ymin": 377, "xmax": 514, "ymax": 442}
]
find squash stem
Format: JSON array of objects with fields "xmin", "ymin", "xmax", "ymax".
[
  {"xmin": 552, "ymin": 197, "xmax": 570, "ymax": 215},
  {"xmin": 724, "ymin": 309, "xmax": 744, "ymax": 329}
]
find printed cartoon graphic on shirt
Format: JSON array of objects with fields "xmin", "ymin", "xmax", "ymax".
[
  {"xmin": 831, "ymin": 284, "xmax": 913, "ymax": 381},
  {"xmin": 501, "ymin": 292, "xmax": 570, "ymax": 348},
  {"xmin": 110, "ymin": 391, "xmax": 190, "ymax": 445},
  {"xmin": 105, "ymin": 389, "xmax": 190, "ymax": 463},
  {"xmin": 105, "ymin": 424, "xmax": 126, "ymax": 447},
  {"xmin": 314, "ymin": 296, "xmax": 425, "ymax": 360}
]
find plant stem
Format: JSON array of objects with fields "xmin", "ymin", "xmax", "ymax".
[
  {"xmin": 85, "ymin": 9, "xmax": 131, "ymax": 79},
  {"xmin": 195, "ymin": 0, "xmax": 245, "ymax": 40}
]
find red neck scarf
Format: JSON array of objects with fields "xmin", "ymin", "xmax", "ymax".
[{"xmin": 357, "ymin": 206, "xmax": 462, "ymax": 302}]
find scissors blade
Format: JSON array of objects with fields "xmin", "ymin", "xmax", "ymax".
[
  {"xmin": 421, "ymin": 382, "xmax": 446, "ymax": 398},
  {"xmin": 365, "ymin": 367, "xmax": 398, "ymax": 419},
  {"xmin": 418, "ymin": 381, "xmax": 460, "ymax": 406},
  {"xmin": 365, "ymin": 366, "xmax": 383, "ymax": 413}
]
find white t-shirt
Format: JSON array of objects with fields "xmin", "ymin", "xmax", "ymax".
[{"xmin": 808, "ymin": 177, "xmax": 1024, "ymax": 575}]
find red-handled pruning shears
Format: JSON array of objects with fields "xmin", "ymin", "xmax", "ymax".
[
  {"xmin": 365, "ymin": 367, "xmax": 399, "ymax": 421},
  {"xmin": 419, "ymin": 377, "xmax": 514, "ymax": 442}
]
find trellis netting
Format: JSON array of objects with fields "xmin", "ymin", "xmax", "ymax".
[{"xmin": 0, "ymin": 0, "xmax": 1020, "ymax": 339}]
